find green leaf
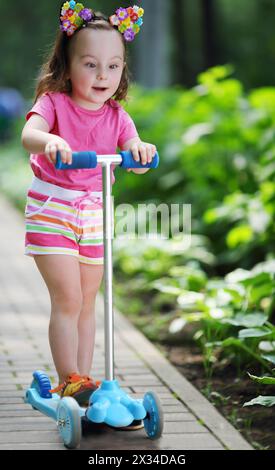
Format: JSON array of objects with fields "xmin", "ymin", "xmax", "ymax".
[
  {"xmin": 261, "ymin": 353, "xmax": 275, "ymax": 365},
  {"xmin": 249, "ymin": 281, "xmax": 274, "ymax": 304},
  {"xmin": 225, "ymin": 268, "xmax": 252, "ymax": 284},
  {"xmin": 222, "ymin": 287, "xmax": 245, "ymax": 302},
  {"xmin": 182, "ymin": 122, "xmax": 214, "ymax": 146},
  {"xmin": 252, "ymin": 260, "xmax": 275, "ymax": 276},
  {"xmin": 169, "ymin": 317, "xmax": 187, "ymax": 334},
  {"xmin": 206, "ymin": 337, "xmax": 242, "ymax": 348},
  {"xmin": 238, "ymin": 327, "xmax": 272, "ymax": 339},
  {"xmin": 177, "ymin": 291, "xmax": 205, "ymax": 309},
  {"xmin": 198, "ymin": 65, "xmax": 234, "ymax": 85},
  {"xmin": 150, "ymin": 280, "xmax": 182, "ymax": 296},
  {"xmin": 222, "ymin": 312, "xmax": 268, "ymax": 327},
  {"xmin": 243, "ymin": 396, "xmax": 275, "ymax": 407},
  {"xmin": 226, "ymin": 224, "xmax": 253, "ymax": 248},
  {"xmin": 207, "ymin": 307, "xmax": 228, "ymax": 319},
  {"xmin": 247, "ymin": 372, "xmax": 275, "ymax": 384},
  {"xmin": 241, "ymin": 272, "xmax": 272, "ymax": 287},
  {"xmin": 259, "ymin": 340, "xmax": 275, "ymax": 352}
]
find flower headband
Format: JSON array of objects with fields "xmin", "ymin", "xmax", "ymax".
[{"xmin": 59, "ymin": 1, "xmax": 144, "ymax": 42}]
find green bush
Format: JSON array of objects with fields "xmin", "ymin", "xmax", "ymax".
[{"xmin": 120, "ymin": 66, "xmax": 275, "ymax": 273}]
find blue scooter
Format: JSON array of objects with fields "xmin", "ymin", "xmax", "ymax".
[{"xmin": 25, "ymin": 150, "xmax": 163, "ymax": 449}]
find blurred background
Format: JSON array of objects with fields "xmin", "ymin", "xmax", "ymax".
[
  {"xmin": 3, "ymin": 0, "xmax": 275, "ymax": 94},
  {"xmin": 1, "ymin": 0, "xmax": 275, "ymax": 446}
]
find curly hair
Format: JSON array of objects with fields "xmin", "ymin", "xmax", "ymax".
[{"xmin": 33, "ymin": 13, "xmax": 131, "ymax": 107}]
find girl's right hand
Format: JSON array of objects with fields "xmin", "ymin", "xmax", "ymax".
[{"xmin": 45, "ymin": 137, "xmax": 72, "ymax": 165}]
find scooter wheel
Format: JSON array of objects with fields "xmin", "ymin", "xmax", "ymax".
[
  {"xmin": 57, "ymin": 397, "xmax": 82, "ymax": 449},
  {"xmin": 143, "ymin": 391, "xmax": 164, "ymax": 440},
  {"xmin": 31, "ymin": 370, "xmax": 52, "ymax": 399}
]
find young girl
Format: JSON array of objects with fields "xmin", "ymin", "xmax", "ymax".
[{"xmin": 21, "ymin": 3, "xmax": 157, "ymax": 409}]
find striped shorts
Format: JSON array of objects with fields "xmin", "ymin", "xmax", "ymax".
[{"xmin": 24, "ymin": 176, "xmax": 106, "ymax": 265}]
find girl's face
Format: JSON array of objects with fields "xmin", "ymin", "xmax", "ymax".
[{"xmin": 68, "ymin": 28, "xmax": 125, "ymax": 110}]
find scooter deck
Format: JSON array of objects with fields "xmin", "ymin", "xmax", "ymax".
[{"xmin": 25, "ymin": 388, "xmax": 86, "ymax": 421}]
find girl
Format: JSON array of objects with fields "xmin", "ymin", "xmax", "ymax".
[{"xmin": 21, "ymin": 2, "xmax": 157, "ymax": 410}]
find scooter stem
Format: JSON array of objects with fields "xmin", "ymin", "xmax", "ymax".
[{"xmin": 102, "ymin": 162, "xmax": 115, "ymax": 381}]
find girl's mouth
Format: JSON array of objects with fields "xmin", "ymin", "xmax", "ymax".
[{"xmin": 92, "ymin": 87, "xmax": 108, "ymax": 93}]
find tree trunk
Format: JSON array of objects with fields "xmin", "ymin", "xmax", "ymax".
[
  {"xmin": 170, "ymin": 0, "xmax": 187, "ymax": 85},
  {"xmin": 201, "ymin": 0, "xmax": 217, "ymax": 69},
  {"xmin": 133, "ymin": 0, "xmax": 171, "ymax": 88}
]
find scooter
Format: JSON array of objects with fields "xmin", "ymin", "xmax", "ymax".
[{"xmin": 25, "ymin": 149, "xmax": 163, "ymax": 449}]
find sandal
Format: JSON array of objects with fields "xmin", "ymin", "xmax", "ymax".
[{"xmin": 50, "ymin": 372, "xmax": 100, "ymax": 407}]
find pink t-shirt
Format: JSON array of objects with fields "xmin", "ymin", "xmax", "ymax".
[{"xmin": 26, "ymin": 92, "xmax": 139, "ymax": 191}]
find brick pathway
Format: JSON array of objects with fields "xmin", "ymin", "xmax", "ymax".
[{"xmin": 0, "ymin": 194, "xmax": 252, "ymax": 450}]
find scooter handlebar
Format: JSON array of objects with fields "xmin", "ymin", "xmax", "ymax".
[
  {"xmin": 119, "ymin": 150, "xmax": 159, "ymax": 168},
  {"xmin": 55, "ymin": 151, "xmax": 97, "ymax": 170},
  {"xmin": 55, "ymin": 150, "xmax": 159, "ymax": 170}
]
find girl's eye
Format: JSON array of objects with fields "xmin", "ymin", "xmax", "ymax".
[{"xmin": 85, "ymin": 63, "xmax": 119, "ymax": 69}]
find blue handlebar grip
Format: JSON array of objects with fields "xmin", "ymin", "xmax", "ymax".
[
  {"xmin": 119, "ymin": 150, "xmax": 159, "ymax": 169},
  {"xmin": 55, "ymin": 151, "xmax": 97, "ymax": 169}
]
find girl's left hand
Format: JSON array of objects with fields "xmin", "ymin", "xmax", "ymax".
[{"xmin": 130, "ymin": 141, "xmax": 157, "ymax": 166}]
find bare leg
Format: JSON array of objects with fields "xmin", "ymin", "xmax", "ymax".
[
  {"xmin": 78, "ymin": 263, "xmax": 104, "ymax": 376},
  {"xmin": 34, "ymin": 255, "xmax": 83, "ymax": 383}
]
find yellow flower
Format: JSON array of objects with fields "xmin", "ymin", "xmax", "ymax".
[
  {"xmin": 123, "ymin": 17, "xmax": 131, "ymax": 27},
  {"xmin": 138, "ymin": 8, "xmax": 144, "ymax": 17},
  {"xmin": 63, "ymin": 2, "xmax": 70, "ymax": 9},
  {"xmin": 70, "ymin": 12, "xmax": 77, "ymax": 23}
]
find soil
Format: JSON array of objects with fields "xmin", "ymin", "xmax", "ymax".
[{"xmin": 157, "ymin": 342, "xmax": 275, "ymax": 450}]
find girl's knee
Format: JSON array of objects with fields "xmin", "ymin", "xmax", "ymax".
[
  {"xmin": 80, "ymin": 292, "xmax": 97, "ymax": 315},
  {"xmin": 51, "ymin": 290, "xmax": 83, "ymax": 316}
]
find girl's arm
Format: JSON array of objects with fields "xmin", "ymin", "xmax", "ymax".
[
  {"xmin": 121, "ymin": 136, "xmax": 157, "ymax": 174},
  {"xmin": 22, "ymin": 114, "xmax": 52, "ymax": 153},
  {"xmin": 21, "ymin": 114, "xmax": 72, "ymax": 164}
]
